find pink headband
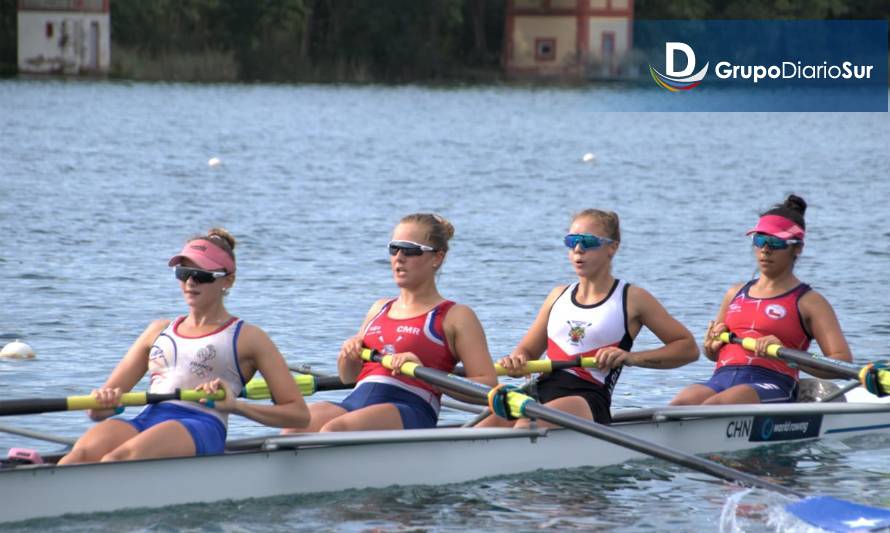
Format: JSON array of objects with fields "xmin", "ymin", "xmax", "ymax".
[
  {"xmin": 746, "ymin": 215, "xmax": 805, "ymax": 241},
  {"xmin": 168, "ymin": 239, "xmax": 236, "ymax": 273}
]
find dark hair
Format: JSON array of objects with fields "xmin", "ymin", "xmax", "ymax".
[
  {"xmin": 190, "ymin": 227, "xmax": 236, "ymax": 261},
  {"xmin": 572, "ymin": 209, "xmax": 621, "ymax": 242},
  {"xmin": 399, "ymin": 213, "xmax": 454, "ymax": 253},
  {"xmin": 762, "ymin": 194, "xmax": 807, "ymax": 229}
]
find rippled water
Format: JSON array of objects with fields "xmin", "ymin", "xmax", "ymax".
[{"xmin": 1, "ymin": 80, "xmax": 889, "ymax": 531}]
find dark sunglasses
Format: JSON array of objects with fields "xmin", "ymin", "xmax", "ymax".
[
  {"xmin": 751, "ymin": 233, "xmax": 801, "ymax": 250},
  {"xmin": 564, "ymin": 233, "xmax": 614, "ymax": 251},
  {"xmin": 388, "ymin": 240, "xmax": 437, "ymax": 257},
  {"xmin": 174, "ymin": 266, "xmax": 228, "ymax": 284}
]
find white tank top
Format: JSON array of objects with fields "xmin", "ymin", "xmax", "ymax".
[
  {"xmin": 148, "ymin": 317, "xmax": 247, "ymax": 426},
  {"xmin": 546, "ymin": 280, "xmax": 633, "ymax": 392}
]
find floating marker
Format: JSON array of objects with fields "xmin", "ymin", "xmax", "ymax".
[
  {"xmin": 0, "ymin": 340, "xmax": 35, "ymax": 359},
  {"xmin": 582, "ymin": 152, "xmax": 596, "ymax": 163},
  {"xmin": 208, "ymin": 157, "xmax": 221, "ymax": 167}
]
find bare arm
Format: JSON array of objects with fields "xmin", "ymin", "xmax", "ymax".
[
  {"xmin": 701, "ymin": 285, "xmax": 742, "ymax": 362},
  {"xmin": 445, "ymin": 304, "xmax": 497, "ymax": 389},
  {"xmin": 623, "ymin": 286, "xmax": 698, "ymax": 369},
  {"xmin": 337, "ymin": 299, "xmax": 388, "ymax": 384},
  {"xmin": 798, "ymin": 290, "xmax": 852, "ymax": 378},
  {"xmin": 88, "ymin": 319, "xmax": 168, "ymax": 420},
  {"xmin": 498, "ymin": 286, "xmax": 567, "ymax": 375},
  {"xmin": 204, "ymin": 324, "xmax": 310, "ymax": 428}
]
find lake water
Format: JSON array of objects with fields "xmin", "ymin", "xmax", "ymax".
[{"xmin": 1, "ymin": 80, "xmax": 889, "ymax": 531}]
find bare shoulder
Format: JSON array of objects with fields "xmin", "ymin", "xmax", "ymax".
[
  {"xmin": 144, "ymin": 319, "xmax": 172, "ymax": 337},
  {"xmin": 444, "ymin": 303, "xmax": 480, "ymax": 323},
  {"xmin": 724, "ymin": 282, "xmax": 745, "ymax": 299},
  {"xmin": 367, "ymin": 298, "xmax": 391, "ymax": 316},
  {"xmin": 236, "ymin": 322, "xmax": 273, "ymax": 344},
  {"xmin": 799, "ymin": 288, "xmax": 833, "ymax": 310},
  {"xmin": 544, "ymin": 284, "xmax": 570, "ymax": 304}
]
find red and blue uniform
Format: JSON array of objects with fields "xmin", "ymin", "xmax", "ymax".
[
  {"xmin": 704, "ymin": 280, "xmax": 813, "ymax": 402},
  {"xmin": 337, "ymin": 299, "xmax": 457, "ymax": 428}
]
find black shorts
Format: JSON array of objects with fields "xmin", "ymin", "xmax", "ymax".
[{"xmin": 533, "ymin": 370, "xmax": 612, "ymax": 424}]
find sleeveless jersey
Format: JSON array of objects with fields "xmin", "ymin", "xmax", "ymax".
[
  {"xmin": 546, "ymin": 280, "xmax": 633, "ymax": 393},
  {"xmin": 357, "ymin": 299, "xmax": 457, "ymax": 413},
  {"xmin": 717, "ymin": 280, "xmax": 812, "ymax": 380},
  {"xmin": 148, "ymin": 317, "xmax": 247, "ymax": 426}
]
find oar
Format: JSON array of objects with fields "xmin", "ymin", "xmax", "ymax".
[
  {"xmin": 452, "ymin": 356, "xmax": 602, "ymax": 377},
  {"xmin": 0, "ymin": 389, "xmax": 226, "ymax": 417},
  {"xmin": 244, "ymin": 373, "xmax": 351, "ymax": 400},
  {"xmin": 718, "ymin": 332, "xmax": 890, "ymax": 396},
  {"xmin": 362, "ymin": 349, "xmax": 890, "ymax": 532},
  {"xmin": 0, "ymin": 374, "xmax": 353, "ymax": 417}
]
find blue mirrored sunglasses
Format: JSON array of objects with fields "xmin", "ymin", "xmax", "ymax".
[
  {"xmin": 751, "ymin": 233, "xmax": 800, "ymax": 250},
  {"xmin": 564, "ymin": 233, "xmax": 613, "ymax": 250}
]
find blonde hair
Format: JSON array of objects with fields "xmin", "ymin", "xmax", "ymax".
[
  {"xmin": 399, "ymin": 213, "xmax": 455, "ymax": 253},
  {"xmin": 189, "ymin": 227, "xmax": 236, "ymax": 260},
  {"xmin": 572, "ymin": 209, "xmax": 620, "ymax": 242}
]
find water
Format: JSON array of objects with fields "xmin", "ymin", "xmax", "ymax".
[{"xmin": 1, "ymin": 80, "xmax": 890, "ymax": 531}]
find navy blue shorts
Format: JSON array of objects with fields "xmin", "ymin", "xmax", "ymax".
[
  {"xmin": 336, "ymin": 382, "xmax": 438, "ymax": 429},
  {"xmin": 701, "ymin": 365, "xmax": 798, "ymax": 403},
  {"xmin": 123, "ymin": 402, "xmax": 227, "ymax": 455}
]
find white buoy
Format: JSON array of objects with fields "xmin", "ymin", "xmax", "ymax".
[
  {"xmin": 582, "ymin": 152, "xmax": 596, "ymax": 163},
  {"xmin": 0, "ymin": 340, "xmax": 35, "ymax": 359},
  {"xmin": 208, "ymin": 157, "xmax": 221, "ymax": 167}
]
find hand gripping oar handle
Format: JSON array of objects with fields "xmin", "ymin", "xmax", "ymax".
[
  {"xmin": 361, "ymin": 349, "xmax": 802, "ymax": 497},
  {"xmin": 0, "ymin": 389, "xmax": 226, "ymax": 417},
  {"xmin": 718, "ymin": 332, "xmax": 890, "ymax": 396}
]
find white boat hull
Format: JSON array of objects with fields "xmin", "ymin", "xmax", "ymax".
[{"xmin": 3, "ymin": 403, "xmax": 890, "ymax": 524}]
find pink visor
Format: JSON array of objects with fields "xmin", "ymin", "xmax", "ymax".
[
  {"xmin": 168, "ymin": 239, "xmax": 236, "ymax": 273},
  {"xmin": 746, "ymin": 215, "xmax": 805, "ymax": 241}
]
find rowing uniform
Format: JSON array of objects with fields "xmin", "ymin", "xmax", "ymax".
[
  {"xmin": 121, "ymin": 317, "xmax": 247, "ymax": 455},
  {"xmin": 337, "ymin": 299, "xmax": 457, "ymax": 429},
  {"xmin": 703, "ymin": 280, "xmax": 812, "ymax": 402},
  {"xmin": 536, "ymin": 280, "xmax": 633, "ymax": 424}
]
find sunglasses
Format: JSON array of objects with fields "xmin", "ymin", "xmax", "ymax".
[
  {"xmin": 751, "ymin": 233, "xmax": 801, "ymax": 250},
  {"xmin": 388, "ymin": 240, "xmax": 437, "ymax": 257},
  {"xmin": 564, "ymin": 233, "xmax": 614, "ymax": 251},
  {"xmin": 174, "ymin": 266, "xmax": 228, "ymax": 284}
]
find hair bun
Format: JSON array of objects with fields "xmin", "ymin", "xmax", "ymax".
[
  {"xmin": 433, "ymin": 214, "xmax": 455, "ymax": 241},
  {"xmin": 207, "ymin": 227, "xmax": 237, "ymax": 251},
  {"xmin": 784, "ymin": 194, "xmax": 807, "ymax": 216}
]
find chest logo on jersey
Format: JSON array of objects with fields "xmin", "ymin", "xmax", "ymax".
[
  {"xmin": 149, "ymin": 344, "xmax": 169, "ymax": 368},
  {"xmin": 567, "ymin": 320, "xmax": 592, "ymax": 345},
  {"xmin": 396, "ymin": 325, "xmax": 421, "ymax": 336},
  {"xmin": 189, "ymin": 344, "xmax": 216, "ymax": 378},
  {"xmin": 764, "ymin": 304, "xmax": 787, "ymax": 320}
]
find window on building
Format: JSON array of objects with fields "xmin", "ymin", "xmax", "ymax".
[
  {"xmin": 46, "ymin": 22, "xmax": 53, "ymax": 38},
  {"xmin": 535, "ymin": 38, "xmax": 556, "ymax": 61}
]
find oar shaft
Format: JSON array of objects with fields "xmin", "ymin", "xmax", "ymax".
[
  {"xmin": 364, "ymin": 350, "xmax": 802, "ymax": 497},
  {"xmin": 453, "ymin": 357, "xmax": 599, "ymax": 377},
  {"xmin": 0, "ymin": 389, "xmax": 224, "ymax": 417},
  {"xmin": 719, "ymin": 333, "xmax": 860, "ymax": 380}
]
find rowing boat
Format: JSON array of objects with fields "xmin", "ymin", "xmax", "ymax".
[{"xmin": 3, "ymin": 397, "xmax": 889, "ymax": 524}]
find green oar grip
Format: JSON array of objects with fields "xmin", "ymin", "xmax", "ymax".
[{"xmin": 244, "ymin": 374, "xmax": 317, "ymax": 400}]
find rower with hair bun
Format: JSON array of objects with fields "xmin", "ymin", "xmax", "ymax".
[
  {"xmin": 284, "ymin": 213, "xmax": 497, "ymax": 432},
  {"xmin": 671, "ymin": 195, "xmax": 853, "ymax": 405},
  {"xmin": 60, "ymin": 228, "xmax": 309, "ymax": 464}
]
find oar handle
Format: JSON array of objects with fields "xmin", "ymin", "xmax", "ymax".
[
  {"xmin": 717, "ymin": 332, "xmax": 890, "ymax": 396},
  {"xmin": 243, "ymin": 374, "xmax": 351, "ymax": 400},
  {"xmin": 0, "ymin": 389, "xmax": 226, "ymax": 417},
  {"xmin": 495, "ymin": 357, "xmax": 598, "ymax": 376}
]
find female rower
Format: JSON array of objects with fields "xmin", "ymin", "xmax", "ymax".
[
  {"xmin": 670, "ymin": 195, "xmax": 852, "ymax": 405},
  {"xmin": 60, "ymin": 229, "xmax": 309, "ymax": 464},
  {"xmin": 284, "ymin": 213, "xmax": 497, "ymax": 432},
  {"xmin": 479, "ymin": 209, "xmax": 698, "ymax": 428}
]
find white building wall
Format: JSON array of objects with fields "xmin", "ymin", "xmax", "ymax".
[{"xmin": 18, "ymin": 10, "xmax": 110, "ymax": 74}]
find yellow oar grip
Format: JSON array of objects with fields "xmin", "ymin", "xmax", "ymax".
[
  {"xmin": 717, "ymin": 333, "xmax": 782, "ymax": 359},
  {"xmin": 179, "ymin": 390, "xmax": 226, "ymax": 402},
  {"xmin": 244, "ymin": 374, "xmax": 316, "ymax": 400},
  {"xmin": 360, "ymin": 350, "xmax": 420, "ymax": 377}
]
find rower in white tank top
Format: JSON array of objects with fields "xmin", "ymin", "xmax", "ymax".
[
  {"xmin": 546, "ymin": 279, "xmax": 633, "ymax": 394},
  {"xmin": 148, "ymin": 316, "xmax": 247, "ymax": 426}
]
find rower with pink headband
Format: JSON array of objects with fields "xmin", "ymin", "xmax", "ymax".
[
  {"xmin": 60, "ymin": 228, "xmax": 309, "ymax": 465},
  {"xmin": 671, "ymin": 194, "xmax": 852, "ymax": 406}
]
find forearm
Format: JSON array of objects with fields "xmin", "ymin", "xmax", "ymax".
[
  {"xmin": 338, "ymin": 357, "xmax": 363, "ymax": 384},
  {"xmin": 233, "ymin": 400, "xmax": 310, "ymax": 428},
  {"xmin": 629, "ymin": 338, "xmax": 699, "ymax": 369}
]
